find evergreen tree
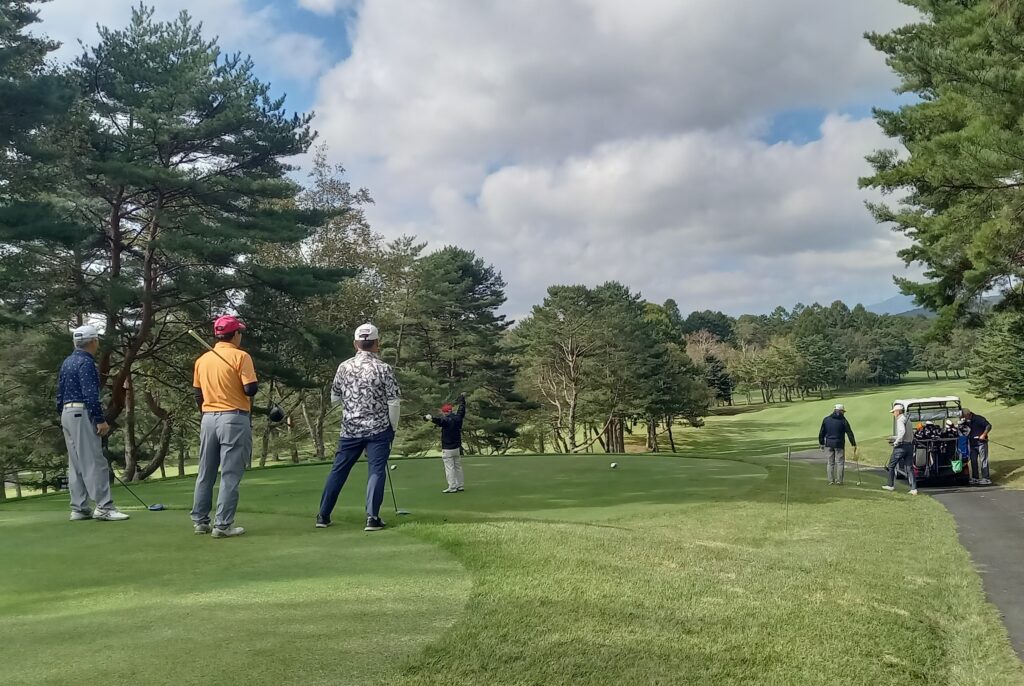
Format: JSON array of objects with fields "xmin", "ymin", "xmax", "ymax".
[
  {"xmin": 971, "ymin": 312, "xmax": 1024, "ymax": 404},
  {"xmin": 862, "ymin": 1, "xmax": 1024, "ymax": 323},
  {"xmin": 704, "ymin": 354, "xmax": 733, "ymax": 406},
  {"xmin": 395, "ymin": 246, "xmax": 529, "ymax": 454}
]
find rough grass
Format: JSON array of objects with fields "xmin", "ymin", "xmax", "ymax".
[{"xmin": 1, "ymin": 449, "xmax": 1021, "ymax": 685}]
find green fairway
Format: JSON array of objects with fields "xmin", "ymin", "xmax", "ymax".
[
  {"xmin": 2, "ymin": 450, "xmax": 1022, "ymax": 685},
  {"xmin": 673, "ymin": 374, "xmax": 1024, "ymax": 479}
]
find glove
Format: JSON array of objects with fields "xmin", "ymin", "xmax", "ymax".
[
  {"xmin": 819, "ymin": 445, "xmax": 824, "ymax": 451},
  {"xmin": 423, "ymin": 414, "xmax": 432, "ymax": 421}
]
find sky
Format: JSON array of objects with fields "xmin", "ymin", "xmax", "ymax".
[{"xmin": 37, "ymin": 0, "xmax": 921, "ymax": 317}]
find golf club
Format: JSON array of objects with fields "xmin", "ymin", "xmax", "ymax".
[
  {"xmin": 990, "ymin": 440, "xmax": 1017, "ymax": 451},
  {"xmin": 854, "ymin": 446, "xmax": 861, "ymax": 486},
  {"xmin": 101, "ymin": 425, "xmax": 166, "ymax": 511},
  {"xmin": 112, "ymin": 471, "xmax": 166, "ymax": 511},
  {"xmin": 387, "ymin": 464, "xmax": 411, "ymax": 516}
]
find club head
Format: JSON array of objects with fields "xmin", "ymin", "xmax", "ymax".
[
  {"xmin": 148, "ymin": 504, "xmax": 166, "ymax": 511},
  {"xmin": 396, "ymin": 510, "xmax": 411, "ymax": 516}
]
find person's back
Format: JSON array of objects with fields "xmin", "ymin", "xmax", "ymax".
[
  {"xmin": 317, "ymin": 323, "xmax": 402, "ymax": 531},
  {"xmin": 819, "ymin": 411, "xmax": 855, "ymax": 449},
  {"xmin": 334, "ymin": 351, "xmax": 398, "ymax": 438}
]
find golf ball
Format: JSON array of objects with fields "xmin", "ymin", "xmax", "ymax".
[
  {"xmin": 389, "ymin": 464, "xmax": 397, "ymax": 470},
  {"xmin": 610, "ymin": 462, "xmax": 618, "ymax": 469}
]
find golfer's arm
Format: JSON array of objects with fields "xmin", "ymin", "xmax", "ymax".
[{"xmin": 193, "ymin": 387, "xmax": 204, "ymax": 410}]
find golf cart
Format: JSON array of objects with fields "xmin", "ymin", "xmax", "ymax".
[{"xmin": 892, "ymin": 396, "xmax": 969, "ymax": 485}]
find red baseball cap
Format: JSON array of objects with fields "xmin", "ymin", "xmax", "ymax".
[
  {"xmin": 213, "ymin": 315, "xmax": 246, "ymax": 335},
  {"xmin": 441, "ymin": 404, "xmax": 453, "ymax": 414}
]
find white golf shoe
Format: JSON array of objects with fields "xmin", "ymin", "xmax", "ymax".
[
  {"xmin": 882, "ymin": 486, "xmax": 895, "ymax": 492},
  {"xmin": 194, "ymin": 523, "xmax": 213, "ymax": 535},
  {"xmin": 441, "ymin": 487, "xmax": 458, "ymax": 494},
  {"xmin": 211, "ymin": 526, "xmax": 245, "ymax": 538},
  {"xmin": 909, "ymin": 489, "xmax": 919, "ymax": 496},
  {"xmin": 69, "ymin": 510, "xmax": 92, "ymax": 521},
  {"xmin": 93, "ymin": 509, "xmax": 130, "ymax": 521}
]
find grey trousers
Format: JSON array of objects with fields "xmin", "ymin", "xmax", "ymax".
[
  {"xmin": 61, "ymin": 407, "xmax": 115, "ymax": 513},
  {"xmin": 826, "ymin": 447, "xmax": 845, "ymax": 484},
  {"xmin": 970, "ymin": 441, "xmax": 990, "ymax": 480},
  {"xmin": 191, "ymin": 412, "xmax": 252, "ymax": 529},
  {"xmin": 441, "ymin": 448, "xmax": 464, "ymax": 488}
]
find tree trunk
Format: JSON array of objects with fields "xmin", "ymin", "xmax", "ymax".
[
  {"xmin": 123, "ymin": 375, "xmax": 138, "ymax": 481},
  {"xmin": 260, "ymin": 425, "xmax": 270, "ymax": 467},
  {"xmin": 646, "ymin": 419, "xmax": 658, "ymax": 452},
  {"xmin": 301, "ymin": 392, "xmax": 328, "ymax": 462},
  {"xmin": 177, "ymin": 440, "xmax": 186, "ymax": 477},
  {"xmin": 666, "ymin": 417, "xmax": 677, "ymax": 453},
  {"xmin": 288, "ymin": 417, "xmax": 300, "ymax": 464},
  {"xmin": 0, "ymin": 475, "xmax": 6, "ymax": 502},
  {"xmin": 15, "ymin": 471, "xmax": 22, "ymax": 498},
  {"xmin": 567, "ymin": 392, "xmax": 579, "ymax": 452}
]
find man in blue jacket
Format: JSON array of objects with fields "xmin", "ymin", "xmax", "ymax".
[
  {"xmin": 56, "ymin": 325, "xmax": 129, "ymax": 521},
  {"xmin": 818, "ymin": 404, "xmax": 857, "ymax": 485},
  {"xmin": 424, "ymin": 393, "xmax": 466, "ymax": 493}
]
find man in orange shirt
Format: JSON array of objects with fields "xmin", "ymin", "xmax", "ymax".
[{"xmin": 191, "ymin": 315, "xmax": 257, "ymax": 538}]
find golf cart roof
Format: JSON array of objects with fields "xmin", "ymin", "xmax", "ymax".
[{"xmin": 894, "ymin": 396, "xmax": 962, "ymax": 408}]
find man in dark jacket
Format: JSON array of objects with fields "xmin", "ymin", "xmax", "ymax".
[
  {"xmin": 424, "ymin": 393, "xmax": 466, "ymax": 493},
  {"xmin": 818, "ymin": 404, "xmax": 857, "ymax": 485},
  {"xmin": 961, "ymin": 409, "xmax": 993, "ymax": 486}
]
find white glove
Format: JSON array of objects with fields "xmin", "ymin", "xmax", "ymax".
[{"xmin": 424, "ymin": 414, "xmax": 433, "ymax": 421}]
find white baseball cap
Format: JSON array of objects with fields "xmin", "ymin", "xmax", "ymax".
[
  {"xmin": 72, "ymin": 325, "xmax": 99, "ymax": 342},
  {"xmin": 354, "ymin": 323, "xmax": 379, "ymax": 341},
  {"xmin": 834, "ymin": 404, "xmax": 845, "ymax": 412},
  {"xmin": 891, "ymin": 403, "xmax": 905, "ymax": 413}
]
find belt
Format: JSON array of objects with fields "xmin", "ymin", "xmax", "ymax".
[
  {"xmin": 203, "ymin": 409, "xmax": 250, "ymax": 416},
  {"xmin": 63, "ymin": 402, "xmax": 87, "ymax": 409}
]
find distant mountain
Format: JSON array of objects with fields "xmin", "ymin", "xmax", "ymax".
[
  {"xmin": 866, "ymin": 294, "xmax": 1002, "ymax": 318},
  {"xmin": 866, "ymin": 294, "xmax": 918, "ymax": 316}
]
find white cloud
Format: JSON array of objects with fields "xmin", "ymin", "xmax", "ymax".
[
  {"xmin": 39, "ymin": 0, "xmax": 329, "ymax": 81},
  {"xmin": 417, "ymin": 116, "xmax": 911, "ymax": 315},
  {"xmin": 298, "ymin": 0, "xmax": 358, "ymax": 15},
  {"xmin": 307, "ymin": 0, "xmax": 919, "ymax": 315}
]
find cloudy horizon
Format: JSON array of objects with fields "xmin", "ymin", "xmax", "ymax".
[{"xmin": 37, "ymin": 0, "xmax": 921, "ymax": 317}]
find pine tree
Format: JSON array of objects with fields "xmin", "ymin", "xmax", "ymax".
[
  {"xmin": 862, "ymin": 1, "xmax": 1024, "ymax": 322},
  {"xmin": 704, "ymin": 354, "xmax": 733, "ymax": 406},
  {"xmin": 971, "ymin": 312, "xmax": 1024, "ymax": 404},
  {"xmin": 395, "ymin": 247, "xmax": 530, "ymax": 454}
]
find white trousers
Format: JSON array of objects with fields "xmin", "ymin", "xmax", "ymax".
[{"xmin": 442, "ymin": 448, "xmax": 464, "ymax": 489}]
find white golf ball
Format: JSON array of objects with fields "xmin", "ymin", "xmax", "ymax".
[
  {"xmin": 610, "ymin": 462, "xmax": 618, "ymax": 469},
  {"xmin": 389, "ymin": 464, "xmax": 397, "ymax": 471}
]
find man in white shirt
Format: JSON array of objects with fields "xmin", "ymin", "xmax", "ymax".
[
  {"xmin": 883, "ymin": 403, "xmax": 918, "ymax": 495},
  {"xmin": 315, "ymin": 324, "xmax": 401, "ymax": 531}
]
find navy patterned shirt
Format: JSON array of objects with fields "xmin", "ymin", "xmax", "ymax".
[
  {"xmin": 330, "ymin": 351, "xmax": 401, "ymax": 438},
  {"xmin": 56, "ymin": 350, "xmax": 105, "ymax": 425}
]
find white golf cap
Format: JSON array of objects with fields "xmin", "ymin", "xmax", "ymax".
[
  {"xmin": 891, "ymin": 403, "xmax": 904, "ymax": 413},
  {"xmin": 834, "ymin": 404, "xmax": 845, "ymax": 411},
  {"xmin": 72, "ymin": 324, "xmax": 99, "ymax": 342},
  {"xmin": 354, "ymin": 323, "xmax": 379, "ymax": 341}
]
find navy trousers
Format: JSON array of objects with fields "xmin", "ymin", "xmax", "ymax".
[{"xmin": 318, "ymin": 428, "xmax": 394, "ymax": 519}]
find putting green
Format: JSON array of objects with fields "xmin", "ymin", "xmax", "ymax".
[{"xmin": 0, "ymin": 455, "xmax": 762, "ymax": 686}]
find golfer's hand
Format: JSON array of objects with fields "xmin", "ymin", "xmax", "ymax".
[
  {"xmin": 819, "ymin": 445, "xmax": 824, "ymax": 451},
  {"xmin": 96, "ymin": 422, "xmax": 111, "ymax": 437},
  {"xmin": 853, "ymin": 446, "xmax": 859, "ymax": 455},
  {"xmin": 423, "ymin": 414, "xmax": 432, "ymax": 421}
]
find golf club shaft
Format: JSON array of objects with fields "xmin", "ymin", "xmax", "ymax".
[
  {"xmin": 112, "ymin": 471, "xmax": 151, "ymax": 508},
  {"xmin": 388, "ymin": 467, "xmax": 400, "ymax": 513},
  {"xmin": 990, "ymin": 440, "xmax": 1016, "ymax": 451}
]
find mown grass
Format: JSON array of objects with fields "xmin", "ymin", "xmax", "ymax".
[{"xmin": 1, "ymin": 448, "xmax": 1021, "ymax": 685}]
